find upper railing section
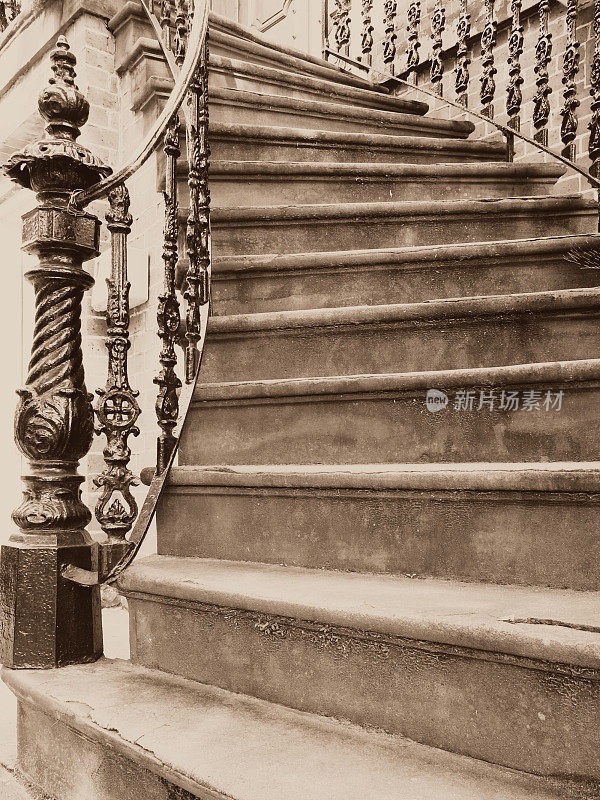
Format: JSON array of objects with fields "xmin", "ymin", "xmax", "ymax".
[{"xmin": 323, "ymin": 0, "xmax": 600, "ymax": 194}]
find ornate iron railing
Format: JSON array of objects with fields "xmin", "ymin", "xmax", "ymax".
[
  {"xmin": 323, "ymin": 0, "xmax": 600, "ymax": 202},
  {"xmin": 0, "ymin": 0, "xmax": 210, "ymax": 667}
]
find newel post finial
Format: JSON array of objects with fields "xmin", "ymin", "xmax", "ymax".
[{"xmin": 0, "ymin": 38, "xmax": 112, "ymax": 669}]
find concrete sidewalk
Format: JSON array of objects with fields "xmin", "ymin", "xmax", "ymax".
[{"xmin": 0, "ymin": 607, "xmax": 130, "ymax": 800}]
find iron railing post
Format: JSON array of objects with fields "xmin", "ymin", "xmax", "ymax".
[{"xmin": 0, "ymin": 36, "xmax": 111, "ymax": 668}]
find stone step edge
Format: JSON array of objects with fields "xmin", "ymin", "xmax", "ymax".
[
  {"xmin": 210, "ymin": 86, "xmax": 435, "ymax": 132},
  {"xmin": 210, "ymin": 233, "xmax": 600, "ymax": 276},
  {"xmin": 118, "ymin": 556, "xmax": 600, "ymax": 673},
  {"xmin": 2, "ymin": 660, "xmax": 567, "ymax": 800},
  {"xmin": 209, "ymin": 53, "xmax": 434, "ymax": 117},
  {"xmin": 204, "ymin": 160, "xmax": 564, "ymax": 179},
  {"xmin": 206, "ymin": 195, "xmax": 595, "ymax": 224},
  {"xmin": 194, "ymin": 358, "xmax": 600, "ymax": 403},
  {"xmin": 193, "ymin": 122, "xmax": 509, "ymax": 155},
  {"xmin": 206, "ymin": 286, "xmax": 600, "ymax": 336},
  {"xmin": 156, "ymin": 462, "xmax": 600, "ymax": 494}
]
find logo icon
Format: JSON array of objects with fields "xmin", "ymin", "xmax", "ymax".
[{"xmin": 426, "ymin": 389, "xmax": 449, "ymax": 413}]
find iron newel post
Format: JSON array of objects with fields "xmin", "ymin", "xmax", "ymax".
[{"xmin": 0, "ymin": 37, "xmax": 112, "ymax": 668}]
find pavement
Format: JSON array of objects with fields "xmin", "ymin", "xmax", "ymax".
[{"xmin": 0, "ymin": 606, "xmax": 130, "ymax": 800}]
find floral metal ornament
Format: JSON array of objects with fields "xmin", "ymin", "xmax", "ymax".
[
  {"xmin": 383, "ymin": 0, "xmax": 398, "ymax": 73},
  {"xmin": 454, "ymin": 0, "xmax": 471, "ymax": 107},
  {"xmin": 533, "ymin": 0, "xmax": 552, "ymax": 145},
  {"xmin": 506, "ymin": 0, "xmax": 524, "ymax": 132},
  {"xmin": 406, "ymin": 1, "xmax": 421, "ymax": 78},
  {"xmin": 560, "ymin": 0, "xmax": 580, "ymax": 160},
  {"xmin": 94, "ymin": 184, "xmax": 141, "ymax": 539},
  {"xmin": 330, "ymin": 0, "xmax": 351, "ymax": 55},
  {"xmin": 590, "ymin": 0, "xmax": 600, "ymax": 178},
  {"xmin": 360, "ymin": 0, "xmax": 374, "ymax": 66},
  {"xmin": 430, "ymin": 0, "xmax": 446, "ymax": 96},
  {"xmin": 480, "ymin": 0, "xmax": 497, "ymax": 117}
]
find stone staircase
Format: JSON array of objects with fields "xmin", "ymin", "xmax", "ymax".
[{"xmin": 5, "ymin": 13, "xmax": 600, "ymax": 800}]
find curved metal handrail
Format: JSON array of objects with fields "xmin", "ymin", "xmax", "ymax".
[{"xmin": 69, "ymin": 0, "xmax": 208, "ymax": 210}]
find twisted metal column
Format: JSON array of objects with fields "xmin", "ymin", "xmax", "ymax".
[
  {"xmin": 454, "ymin": 0, "xmax": 471, "ymax": 107},
  {"xmin": 480, "ymin": 0, "xmax": 497, "ymax": 117},
  {"xmin": 405, "ymin": 1, "xmax": 421, "ymax": 82},
  {"xmin": 430, "ymin": 0, "xmax": 446, "ymax": 97},
  {"xmin": 533, "ymin": 0, "xmax": 552, "ymax": 145},
  {"xmin": 560, "ymin": 0, "xmax": 580, "ymax": 160},
  {"xmin": 1, "ymin": 37, "xmax": 111, "ymax": 668},
  {"xmin": 383, "ymin": 0, "xmax": 398, "ymax": 75}
]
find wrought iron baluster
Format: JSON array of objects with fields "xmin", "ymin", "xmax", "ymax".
[
  {"xmin": 533, "ymin": 0, "xmax": 552, "ymax": 146},
  {"xmin": 184, "ymin": 36, "xmax": 211, "ymax": 384},
  {"xmin": 506, "ymin": 0, "xmax": 524, "ymax": 136},
  {"xmin": 160, "ymin": 0, "xmax": 173, "ymax": 48},
  {"xmin": 560, "ymin": 0, "xmax": 580, "ymax": 160},
  {"xmin": 155, "ymin": 114, "xmax": 182, "ymax": 474},
  {"xmin": 430, "ymin": 0, "xmax": 446, "ymax": 96},
  {"xmin": 383, "ymin": 0, "xmax": 398, "ymax": 74},
  {"xmin": 590, "ymin": 0, "xmax": 600, "ymax": 179},
  {"xmin": 480, "ymin": 0, "xmax": 497, "ymax": 117},
  {"xmin": 360, "ymin": 0, "xmax": 374, "ymax": 66},
  {"xmin": 94, "ymin": 185, "xmax": 141, "ymax": 538},
  {"xmin": 174, "ymin": 0, "xmax": 188, "ymax": 66},
  {"xmin": 406, "ymin": 1, "xmax": 421, "ymax": 81},
  {"xmin": 454, "ymin": 0, "xmax": 471, "ymax": 107},
  {"xmin": 330, "ymin": 0, "xmax": 351, "ymax": 56}
]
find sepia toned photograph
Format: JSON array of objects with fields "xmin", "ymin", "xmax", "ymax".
[{"xmin": 0, "ymin": 0, "xmax": 599, "ymax": 797}]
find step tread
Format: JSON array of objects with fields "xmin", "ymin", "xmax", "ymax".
[
  {"xmin": 120, "ymin": 556, "xmax": 600, "ymax": 670},
  {"xmin": 211, "ymin": 233, "xmax": 600, "ymax": 273},
  {"xmin": 208, "ymin": 160, "xmax": 565, "ymax": 178},
  {"xmin": 209, "ymin": 195, "xmax": 596, "ymax": 222},
  {"xmin": 194, "ymin": 358, "xmax": 600, "ymax": 401},
  {"xmin": 2, "ymin": 659, "xmax": 567, "ymax": 800},
  {"xmin": 165, "ymin": 461, "xmax": 600, "ymax": 492},
  {"xmin": 206, "ymin": 121, "xmax": 509, "ymax": 155},
  {"xmin": 209, "ymin": 53, "xmax": 434, "ymax": 116},
  {"xmin": 206, "ymin": 286, "xmax": 600, "ymax": 334}
]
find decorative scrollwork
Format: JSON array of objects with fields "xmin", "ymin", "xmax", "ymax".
[
  {"xmin": 94, "ymin": 184, "xmax": 140, "ymax": 539},
  {"xmin": 360, "ymin": 0, "xmax": 374, "ymax": 66},
  {"xmin": 506, "ymin": 0, "xmax": 524, "ymax": 131},
  {"xmin": 330, "ymin": 0, "xmax": 351, "ymax": 55},
  {"xmin": 533, "ymin": 0, "xmax": 552, "ymax": 145},
  {"xmin": 184, "ymin": 37, "xmax": 210, "ymax": 385},
  {"xmin": 406, "ymin": 1, "xmax": 421, "ymax": 78},
  {"xmin": 155, "ymin": 114, "xmax": 182, "ymax": 473},
  {"xmin": 454, "ymin": 0, "xmax": 470, "ymax": 107},
  {"xmin": 383, "ymin": 0, "xmax": 398, "ymax": 74},
  {"xmin": 480, "ymin": 0, "xmax": 497, "ymax": 117},
  {"xmin": 430, "ymin": 0, "xmax": 446, "ymax": 96},
  {"xmin": 590, "ymin": 0, "xmax": 600, "ymax": 178},
  {"xmin": 560, "ymin": 0, "xmax": 580, "ymax": 160}
]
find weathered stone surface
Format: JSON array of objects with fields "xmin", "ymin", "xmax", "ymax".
[
  {"xmin": 122, "ymin": 556, "xmax": 600, "ymax": 783},
  {"xmin": 2, "ymin": 659, "xmax": 578, "ymax": 799},
  {"xmin": 157, "ymin": 463, "xmax": 600, "ymax": 590}
]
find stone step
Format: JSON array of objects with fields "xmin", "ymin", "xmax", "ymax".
[
  {"xmin": 206, "ymin": 122, "xmax": 509, "ymax": 163},
  {"xmin": 209, "ymin": 85, "xmax": 452, "ymax": 136},
  {"xmin": 156, "ymin": 462, "xmax": 600, "ymax": 591},
  {"xmin": 205, "ymin": 196, "xmax": 597, "ymax": 256},
  {"xmin": 182, "ymin": 359, "xmax": 600, "ymax": 466},
  {"xmin": 120, "ymin": 555, "xmax": 600, "ymax": 787},
  {"xmin": 209, "ymin": 12, "xmax": 390, "ymax": 93},
  {"xmin": 180, "ymin": 161, "xmax": 566, "ymax": 208},
  {"xmin": 208, "ymin": 53, "xmax": 434, "ymax": 117},
  {"xmin": 3, "ymin": 659, "xmax": 571, "ymax": 800},
  {"xmin": 209, "ymin": 234, "xmax": 600, "ymax": 316},
  {"xmin": 200, "ymin": 287, "xmax": 600, "ymax": 383}
]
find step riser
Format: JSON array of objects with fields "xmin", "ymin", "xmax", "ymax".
[
  {"xmin": 182, "ymin": 383, "xmax": 599, "ymax": 465},
  {"xmin": 15, "ymin": 701, "xmax": 182, "ymax": 800},
  {"xmin": 210, "ymin": 210, "xmax": 596, "ymax": 256},
  {"xmin": 128, "ymin": 595, "xmax": 600, "ymax": 782},
  {"xmin": 198, "ymin": 175, "xmax": 561, "ymax": 208},
  {"xmin": 157, "ymin": 487, "xmax": 600, "ymax": 590},
  {"xmin": 201, "ymin": 311, "xmax": 600, "ymax": 383},
  {"xmin": 211, "ymin": 254, "xmax": 600, "ymax": 316}
]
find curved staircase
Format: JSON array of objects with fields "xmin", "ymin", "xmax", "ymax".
[{"xmin": 5, "ymin": 12, "xmax": 600, "ymax": 800}]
